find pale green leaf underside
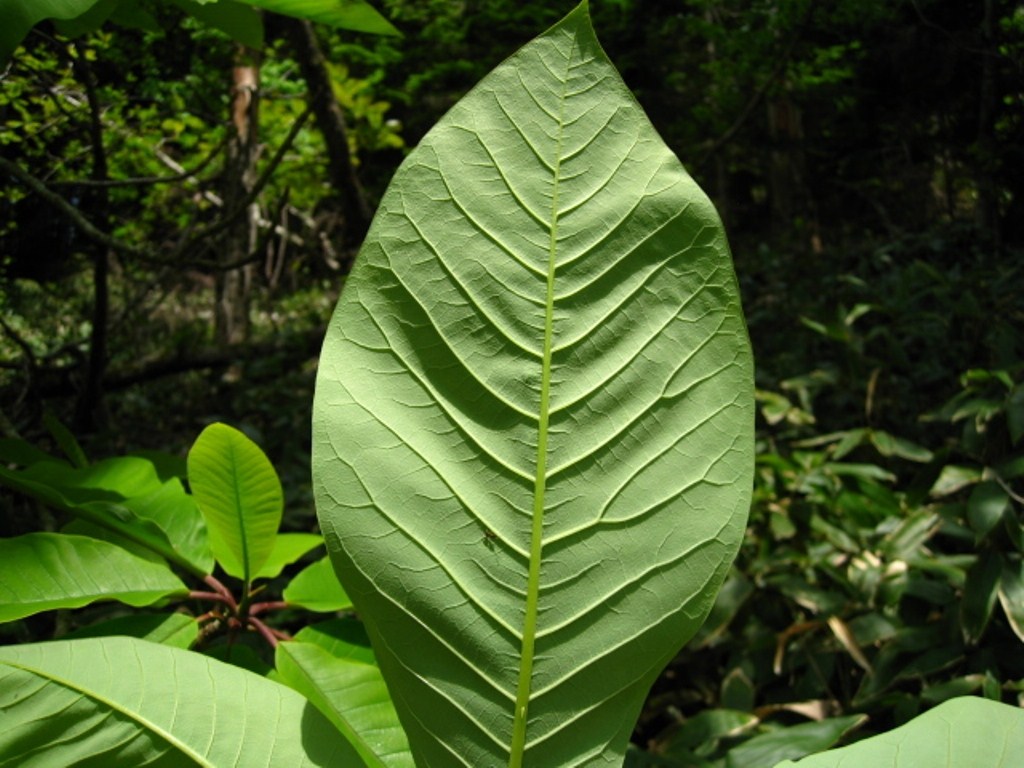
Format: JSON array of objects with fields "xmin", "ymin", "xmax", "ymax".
[
  {"xmin": 0, "ymin": 533, "xmax": 187, "ymax": 623},
  {"xmin": 774, "ymin": 697, "xmax": 1024, "ymax": 768},
  {"xmin": 313, "ymin": 3, "xmax": 753, "ymax": 766},
  {"xmin": 0, "ymin": 636, "xmax": 363, "ymax": 767}
]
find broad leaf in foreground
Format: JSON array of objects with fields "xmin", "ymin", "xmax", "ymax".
[
  {"xmin": 0, "ymin": 636, "xmax": 363, "ymax": 766},
  {"xmin": 774, "ymin": 697, "xmax": 1024, "ymax": 768},
  {"xmin": 312, "ymin": 2, "xmax": 754, "ymax": 765}
]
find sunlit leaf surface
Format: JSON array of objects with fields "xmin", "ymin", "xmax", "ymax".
[
  {"xmin": 0, "ymin": 636, "xmax": 364, "ymax": 766},
  {"xmin": 773, "ymin": 697, "xmax": 1024, "ymax": 768},
  {"xmin": 313, "ymin": 2, "xmax": 754, "ymax": 765}
]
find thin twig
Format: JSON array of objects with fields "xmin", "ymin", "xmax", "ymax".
[
  {"xmin": 248, "ymin": 600, "xmax": 289, "ymax": 616},
  {"xmin": 189, "ymin": 590, "xmax": 235, "ymax": 606},
  {"xmin": 203, "ymin": 574, "xmax": 239, "ymax": 611},
  {"xmin": 0, "ymin": 104, "xmax": 314, "ymax": 272},
  {"xmin": 248, "ymin": 616, "xmax": 285, "ymax": 648},
  {"xmin": 51, "ymin": 134, "xmax": 228, "ymax": 189}
]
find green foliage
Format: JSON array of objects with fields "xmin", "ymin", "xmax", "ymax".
[
  {"xmin": 312, "ymin": 3, "xmax": 753, "ymax": 765},
  {"xmin": 0, "ymin": 418, "xmax": 381, "ymax": 764},
  {"xmin": 0, "ymin": 532, "xmax": 187, "ymax": 622},
  {"xmin": 276, "ymin": 619, "xmax": 413, "ymax": 767},
  {"xmin": 0, "ymin": 635, "xmax": 362, "ymax": 765},
  {"xmin": 0, "ymin": 0, "xmax": 398, "ymax": 63},
  {"xmin": 1, "ymin": 4, "xmax": 1022, "ymax": 767},
  {"xmin": 188, "ymin": 422, "xmax": 285, "ymax": 582},
  {"xmin": 775, "ymin": 697, "xmax": 1024, "ymax": 768}
]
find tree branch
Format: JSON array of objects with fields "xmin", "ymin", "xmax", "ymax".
[
  {"xmin": 50, "ymin": 135, "xmax": 228, "ymax": 189},
  {"xmin": 0, "ymin": 104, "xmax": 314, "ymax": 272}
]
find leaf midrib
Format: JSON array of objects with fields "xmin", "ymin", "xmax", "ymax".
[{"xmin": 508, "ymin": 29, "xmax": 575, "ymax": 768}]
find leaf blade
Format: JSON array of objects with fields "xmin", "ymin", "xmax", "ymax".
[
  {"xmin": 0, "ymin": 533, "xmax": 187, "ymax": 623},
  {"xmin": 773, "ymin": 697, "xmax": 1024, "ymax": 768},
  {"xmin": 276, "ymin": 620, "xmax": 413, "ymax": 768},
  {"xmin": 283, "ymin": 555, "xmax": 354, "ymax": 612},
  {"xmin": 313, "ymin": 4, "xmax": 754, "ymax": 765},
  {"xmin": 187, "ymin": 423, "xmax": 283, "ymax": 582},
  {"xmin": 0, "ymin": 636, "xmax": 365, "ymax": 766}
]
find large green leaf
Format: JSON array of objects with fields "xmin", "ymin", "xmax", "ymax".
[
  {"xmin": 774, "ymin": 697, "xmax": 1024, "ymax": 768},
  {"xmin": 0, "ymin": 457, "xmax": 212, "ymax": 576},
  {"xmin": 66, "ymin": 612, "xmax": 199, "ymax": 649},
  {"xmin": 0, "ymin": 533, "xmax": 187, "ymax": 622},
  {"xmin": 238, "ymin": 0, "xmax": 399, "ymax": 36},
  {"xmin": 312, "ymin": 3, "xmax": 754, "ymax": 765},
  {"xmin": 171, "ymin": 0, "xmax": 264, "ymax": 49},
  {"xmin": 0, "ymin": 0, "xmax": 102, "ymax": 63},
  {"xmin": 0, "ymin": 0, "xmax": 394, "ymax": 65},
  {"xmin": 188, "ymin": 422, "xmax": 283, "ymax": 582},
  {"xmin": 726, "ymin": 716, "xmax": 865, "ymax": 768},
  {"xmin": 0, "ymin": 636, "xmax": 365, "ymax": 766},
  {"xmin": 276, "ymin": 619, "xmax": 412, "ymax": 767}
]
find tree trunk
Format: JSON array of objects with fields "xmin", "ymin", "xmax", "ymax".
[
  {"xmin": 766, "ymin": 96, "xmax": 804, "ymax": 227},
  {"xmin": 282, "ymin": 17, "xmax": 372, "ymax": 244},
  {"xmin": 974, "ymin": 0, "xmax": 1000, "ymax": 247},
  {"xmin": 216, "ymin": 51, "xmax": 261, "ymax": 346},
  {"xmin": 73, "ymin": 44, "xmax": 111, "ymax": 432}
]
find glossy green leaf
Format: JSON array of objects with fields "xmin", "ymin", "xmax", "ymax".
[
  {"xmin": 252, "ymin": 532, "xmax": 325, "ymax": 579},
  {"xmin": 20, "ymin": 454, "xmax": 165, "ymax": 500},
  {"xmin": 0, "ymin": 533, "xmax": 187, "ymax": 623},
  {"xmin": 880, "ymin": 510, "xmax": 939, "ymax": 561},
  {"xmin": 967, "ymin": 481, "xmax": 1009, "ymax": 540},
  {"xmin": 666, "ymin": 709, "xmax": 758, "ymax": 754},
  {"xmin": 920, "ymin": 675, "xmax": 985, "ymax": 704},
  {"xmin": 0, "ymin": 636, "xmax": 365, "ymax": 766},
  {"xmin": 50, "ymin": 0, "xmax": 118, "ymax": 36},
  {"xmin": 0, "ymin": 458, "xmax": 212, "ymax": 576},
  {"xmin": 930, "ymin": 465, "xmax": 982, "ymax": 497},
  {"xmin": 276, "ymin": 619, "xmax": 412, "ymax": 767},
  {"xmin": 171, "ymin": 0, "xmax": 264, "ymax": 49},
  {"xmin": 0, "ymin": 0, "xmax": 102, "ymax": 63},
  {"xmin": 43, "ymin": 411, "xmax": 88, "ymax": 467},
  {"xmin": 728, "ymin": 715, "xmax": 866, "ymax": 768},
  {"xmin": 867, "ymin": 430, "xmax": 933, "ymax": 463},
  {"xmin": 312, "ymin": 3, "xmax": 754, "ymax": 765},
  {"xmin": 283, "ymin": 555, "xmax": 354, "ymax": 612},
  {"xmin": 998, "ymin": 559, "xmax": 1024, "ymax": 642},
  {"xmin": 66, "ymin": 612, "xmax": 199, "ymax": 649},
  {"xmin": 188, "ymin": 423, "xmax": 283, "ymax": 582},
  {"xmin": 961, "ymin": 552, "xmax": 1002, "ymax": 643},
  {"xmin": 121, "ymin": 479, "xmax": 213, "ymax": 575},
  {"xmin": 63, "ymin": 477, "xmax": 215, "ymax": 575},
  {"xmin": 0, "ymin": 436, "xmax": 55, "ymax": 467},
  {"xmin": 238, "ymin": 0, "xmax": 399, "ymax": 36},
  {"xmin": 773, "ymin": 697, "xmax": 1024, "ymax": 768}
]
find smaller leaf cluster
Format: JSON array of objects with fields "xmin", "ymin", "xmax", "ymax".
[{"xmin": 0, "ymin": 419, "xmax": 410, "ymax": 766}]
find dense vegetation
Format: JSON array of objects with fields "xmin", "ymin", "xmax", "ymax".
[{"xmin": 2, "ymin": 0, "xmax": 1022, "ymax": 765}]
